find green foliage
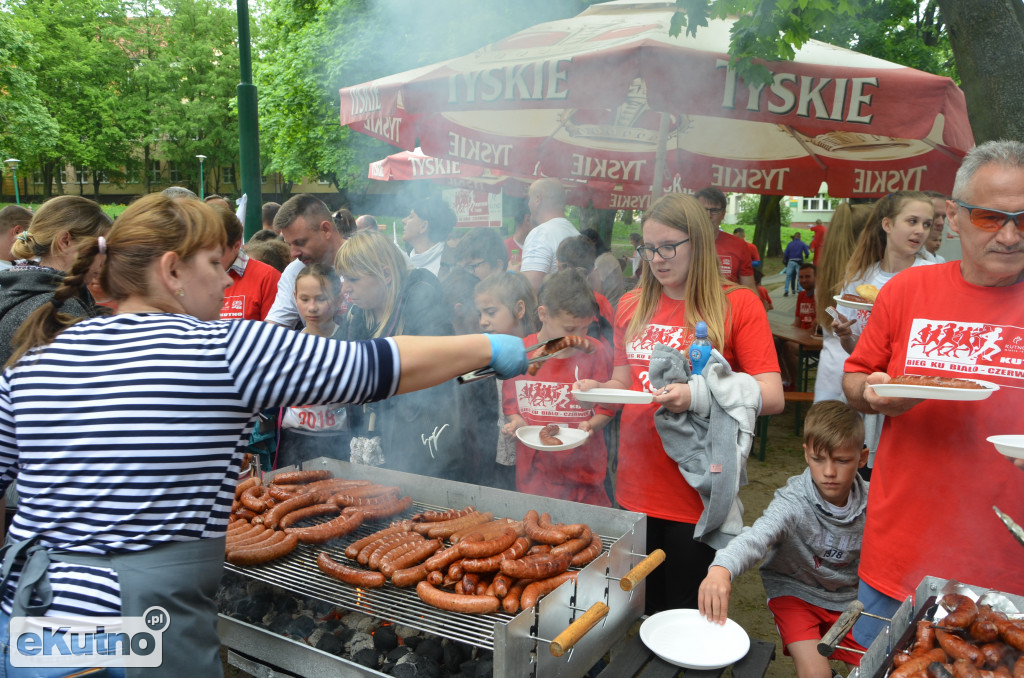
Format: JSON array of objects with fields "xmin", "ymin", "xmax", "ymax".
[
  {"xmin": 737, "ymin": 194, "xmax": 791, "ymax": 229},
  {"xmin": 0, "ymin": 13, "xmax": 58, "ymax": 162}
]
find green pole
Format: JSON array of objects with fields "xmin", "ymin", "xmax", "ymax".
[
  {"xmin": 12, "ymin": 169, "xmax": 19, "ymax": 206},
  {"xmin": 197, "ymin": 155, "xmax": 206, "ymax": 200},
  {"xmin": 236, "ymin": 0, "xmax": 262, "ymax": 241}
]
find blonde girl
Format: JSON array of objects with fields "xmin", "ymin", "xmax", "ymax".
[
  {"xmin": 294, "ymin": 263, "xmax": 344, "ymax": 339},
  {"xmin": 576, "ymin": 192, "xmax": 783, "ymax": 614},
  {"xmin": 474, "ymin": 271, "xmax": 537, "ymax": 490}
]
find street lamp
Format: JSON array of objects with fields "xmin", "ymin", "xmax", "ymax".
[
  {"xmin": 4, "ymin": 159, "xmax": 20, "ymax": 205},
  {"xmin": 196, "ymin": 155, "xmax": 207, "ymax": 200}
]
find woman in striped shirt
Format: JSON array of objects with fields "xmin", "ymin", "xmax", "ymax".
[{"xmin": 0, "ymin": 193, "xmax": 527, "ymax": 677}]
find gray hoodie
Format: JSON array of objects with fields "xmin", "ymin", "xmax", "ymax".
[
  {"xmin": 711, "ymin": 468, "xmax": 868, "ymax": 611},
  {"xmin": 0, "ymin": 265, "xmax": 99, "ymax": 366}
]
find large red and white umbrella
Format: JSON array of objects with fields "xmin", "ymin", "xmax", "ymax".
[{"xmin": 341, "ymin": 0, "xmax": 973, "ymax": 198}]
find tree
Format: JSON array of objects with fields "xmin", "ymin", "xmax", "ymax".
[{"xmin": 0, "ymin": 14, "xmax": 58, "ymax": 175}]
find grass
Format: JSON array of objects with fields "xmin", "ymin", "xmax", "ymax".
[{"xmin": 1, "ymin": 202, "xmax": 126, "ymax": 218}]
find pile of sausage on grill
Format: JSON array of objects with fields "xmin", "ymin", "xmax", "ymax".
[
  {"xmin": 889, "ymin": 594, "xmax": 1024, "ymax": 678},
  {"xmin": 226, "ymin": 470, "xmax": 412, "ymax": 567},
  {"xmin": 320, "ymin": 507, "xmax": 602, "ymax": 615}
]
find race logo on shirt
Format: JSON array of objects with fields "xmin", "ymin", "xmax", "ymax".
[
  {"xmin": 717, "ymin": 255, "xmax": 734, "ymax": 280},
  {"xmin": 515, "ymin": 381, "xmax": 591, "ymax": 420},
  {"xmin": 904, "ymin": 318, "xmax": 1024, "ymax": 387},
  {"xmin": 220, "ymin": 294, "xmax": 246, "ymax": 320},
  {"xmin": 628, "ymin": 324, "xmax": 693, "ymax": 392}
]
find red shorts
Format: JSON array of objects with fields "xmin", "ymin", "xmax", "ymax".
[{"xmin": 767, "ymin": 596, "xmax": 866, "ymax": 665}]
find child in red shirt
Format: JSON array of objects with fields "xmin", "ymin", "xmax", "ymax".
[{"xmin": 502, "ymin": 269, "xmax": 612, "ymax": 506}]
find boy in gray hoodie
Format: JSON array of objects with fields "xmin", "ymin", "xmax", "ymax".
[{"xmin": 698, "ymin": 401, "xmax": 868, "ymax": 678}]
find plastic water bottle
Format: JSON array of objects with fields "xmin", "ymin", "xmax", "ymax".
[{"xmin": 688, "ymin": 321, "xmax": 712, "ymax": 376}]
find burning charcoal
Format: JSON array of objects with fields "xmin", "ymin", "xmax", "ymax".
[
  {"xmin": 401, "ymin": 635, "xmax": 423, "ymax": 651},
  {"xmin": 348, "ymin": 631, "xmax": 375, "ymax": 656},
  {"xmin": 342, "ymin": 612, "xmax": 378, "ymax": 634},
  {"xmin": 352, "ymin": 647, "xmax": 379, "ymax": 669},
  {"xmin": 394, "ymin": 652, "xmax": 440, "ymax": 678},
  {"xmin": 271, "ymin": 592, "xmax": 299, "ymax": 615},
  {"xmin": 472, "ymin": 658, "xmax": 493, "ymax": 678},
  {"xmin": 266, "ymin": 611, "xmax": 292, "ymax": 635},
  {"xmin": 415, "ymin": 638, "xmax": 444, "ymax": 664},
  {"xmin": 235, "ymin": 598, "xmax": 272, "ymax": 624},
  {"xmin": 288, "ymin": 613, "xmax": 316, "ymax": 640},
  {"xmin": 373, "ymin": 625, "xmax": 398, "ymax": 652},
  {"xmin": 314, "ymin": 632, "xmax": 345, "ymax": 655},
  {"xmin": 394, "ymin": 624, "xmax": 422, "ymax": 642},
  {"xmin": 382, "ymin": 645, "xmax": 413, "ymax": 674},
  {"xmin": 308, "ymin": 599, "xmax": 336, "ymax": 618},
  {"xmin": 443, "ymin": 642, "xmax": 468, "ymax": 670}
]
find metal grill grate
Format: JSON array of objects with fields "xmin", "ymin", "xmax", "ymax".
[{"xmin": 224, "ymin": 500, "xmax": 613, "ymax": 650}]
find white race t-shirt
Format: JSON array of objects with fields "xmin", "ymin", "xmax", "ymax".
[{"xmin": 520, "ymin": 217, "xmax": 578, "ymax": 275}]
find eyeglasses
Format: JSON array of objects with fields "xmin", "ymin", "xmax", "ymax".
[
  {"xmin": 636, "ymin": 239, "xmax": 690, "ymax": 261},
  {"xmin": 461, "ymin": 260, "xmax": 490, "ymax": 275},
  {"xmin": 705, "ymin": 207, "xmax": 725, "ymax": 216},
  {"xmin": 954, "ymin": 200, "xmax": 1024, "ymax": 232}
]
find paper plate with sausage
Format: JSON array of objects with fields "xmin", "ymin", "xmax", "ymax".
[
  {"xmin": 515, "ymin": 425, "xmax": 589, "ymax": 452},
  {"xmin": 640, "ymin": 609, "xmax": 750, "ymax": 670},
  {"xmin": 869, "ymin": 376, "xmax": 999, "ymax": 401},
  {"xmin": 832, "ymin": 294, "xmax": 872, "ymax": 311}
]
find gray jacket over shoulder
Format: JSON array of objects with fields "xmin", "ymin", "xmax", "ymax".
[{"xmin": 711, "ymin": 468, "xmax": 869, "ymax": 611}]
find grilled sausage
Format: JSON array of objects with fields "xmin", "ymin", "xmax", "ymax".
[
  {"xmin": 332, "ymin": 489, "xmax": 400, "ymax": 507},
  {"xmin": 317, "ymin": 552, "xmax": 386, "ymax": 588},
  {"xmin": 527, "ymin": 335, "xmax": 595, "ymax": 375},
  {"xmin": 344, "ymin": 521, "xmax": 414, "ymax": 559},
  {"xmin": 424, "ymin": 511, "xmax": 493, "ymax": 539},
  {"xmin": 263, "ymin": 492, "xmax": 319, "ymax": 529},
  {"xmin": 226, "ymin": 521, "xmax": 260, "ymax": 537},
  {"xmin": 450, "ymin": 519, "xmax": 522, "ymax": 544},
  {"xmin": 1013, "ymin": 655, "xmax": 1024, "ymax": 678},
  {"xmin": 423, "ymin": 544, "xmax": 464, "ymax": 572},
  {"xmin": 278, "ymin": 503, "xmax": 340, "ymax": 530},
  {"xmin": 978, "ymin": 643, "xmax": 1010, "ymax": 668},
  {"xmin": 493, "ymin": 573, "xmax": 514, "ymax": 598},
  {"xmin": 459, "ymin": 527, "xmax": 518, "ymax": 559},
  {"xmin": 360, "ymin": 532, "xmax": 417, "ymax": 566},
  {"xmin": 302, "ymin": 478, "xmax": 372, "ymax": 502},
  {"xmin": 520, "ymin": 571, "xmax": 577, "ymax": 610},
  {"xmin": 345, "ymin": 496, "xmax": 413, "ymax": 522},
  {"xmin": 381, "ymin": 539, "xmax": 441, "ymax": 577},
  {"xmin": 369, "ymin": 533, "xmax": 423, "ymax": 570},
  {"xmin": 936, "ymin": 629, "xmax": 983, "ymax": 666},
  {"xmin": 227, "ymin": 532, "xmax": 298, "ymax": 566},
  {"xmin": 538, "ymin": 424, "xmax": 562, "ymax": 446},
  {"xmin": 941, "ymin": 594, "xmax": 980, "ymax": 629},
  {"xmin": 912, "ymin": 620, "xmax": 937, "ymax": 655},
  {"xmin": 462, "ymin": 537, "xmax": 531, "ymax": 573},
  {"xmin": 391, "ymin": 563, "xmax": 431, "ymax": 588},
  {"xmin": 226, "ymin": 528, "xmax": 276, "ymax": 550},
  {"xmin": 239, "ymin": 484, "xmax": 269, "ymax": 513},
  {"xmin": 502, "ymin": 579, "xmax": 528, "ymax": 614},
  {"xmin": 411, "ymin": 506, "xmax": 476, "ymax": 523},
  {"xmin": 416, "ymin": 581, "xmax": 500, "ymax": 614},
  {"xmin": 570, "ymin": 531, "xmax": 603, "ymax": 567},
  {"xmin": 284, "ymin": 509, "xmax": 363, "ymax": 544},
  {"xmin": 271, "ymin": 469, "xmax": 332, "ymax": 485},
  {"xmin": 551, "ymin": 527, "xmax": 593, "ymax": 556},
  {"xmin": 891, "ymin": 649, "xmax": 952, "ymax": 678},
  {"xmin": 928, "ymin": 663, "xmax": 954, "ymax": 678},
  {"xmin": 951, "ymin": 659, "xmax": 983, "ymax": 678},
  {"xmin": 234, "ymin": 476, "xmax": 260, "ymax": 499},
  {"xmin": 426, "ymin": 570, "xmax": 444, "ymax": 587},
  {"xmin": 995, "ymin": 618, "xmax": 1024, "ymax": 651},
  {"xmin": 267, "ymin": 484, "xmax": 299, "ymax": 502},
  {"xmin": 499, "ymin": 550, "xmax": 571, "ymax": 579},
  {"xmin": 523, "ymin": 510, "xmax": 569, "ymax": 545}
]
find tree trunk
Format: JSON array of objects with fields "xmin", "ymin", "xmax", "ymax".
[
  {"xmin": 939, "ymin": 0, "xmax": 1024, "ymax": 144},
  {"xmin": 754, "ymin": 195, "xmax": 783, "ymax": 257},
  {"xmin": 579, "ymin": 205, "xmax": 616, "ymax": 245}
]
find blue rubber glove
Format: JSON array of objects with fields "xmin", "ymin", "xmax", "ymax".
[{"xmin": 486, "ymin": 334, "xmax": 529, "ymax": 380}]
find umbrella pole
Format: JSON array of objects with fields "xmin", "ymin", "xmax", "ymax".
[{"xmin": 651, "ymin": 113, "xmax": 670, "ymax": 201}]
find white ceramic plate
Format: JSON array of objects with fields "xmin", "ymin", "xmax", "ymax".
[
  {"xmin": 988, "ymin": 435, "xmax": 1024, "ymax": 460},
  {"xmin": 571, "ymin": 388, "xmax": 654, "ymax": 405},
  {"xmin": 640, "ymin": 609, "xmax": 750, "ymax": 670},
  {"xmin": 833, "ymin": 294, "xmax": 873, "ymax": 311},
  {"xmin": 869, "ymin": 379, "xmax": 999, "ymax": 401},
  {"xmin": 515, "ymin": 426, "xmax": 590, "ymax": 452}
]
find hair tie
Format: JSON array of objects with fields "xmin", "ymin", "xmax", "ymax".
[
  {"xmin": 17, "ymin": 232, "xmax": 30, "ymax": 244},
  {"xmin": 50, "ymin": 297, "xmax": 62, "ymax": 309},
  {"xmin": 97, "ymin": 236, "xmax": 107, "ymax": 255}
]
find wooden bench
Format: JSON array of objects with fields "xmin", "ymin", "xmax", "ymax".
[
  {"xmin": 596, "ymin": 632, "xmax": 777, "ymax": 678},
  {"xmin": 754, "ymin": 391, "xmax": 814, "ymax": 461}
]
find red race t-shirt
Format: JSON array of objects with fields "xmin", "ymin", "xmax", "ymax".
[
  {"xmin": 845, "ymin": 262, "xmax": 1024, "ymax": 601},
  {"xmin": 221, "ymin": 258, "xmax": 282, "ymax": 321},
  {"xmin": 714, "ymin": 231, "xmax": 755, "ymax": 283},
  {"xmin": 612, "ymin": 287, "xmax": 779, "ymax": 522},
  {"xmin": 795, "ymin": 290, "xmax": 816, "ymax": 329},
  {"xmin": 503, "ymin": 333, "xmax": 612, "ymax": 506}
]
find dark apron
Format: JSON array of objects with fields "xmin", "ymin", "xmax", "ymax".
[{"xmin": 1, "ymin": 536, "xmax": 225, "ymax": 678}]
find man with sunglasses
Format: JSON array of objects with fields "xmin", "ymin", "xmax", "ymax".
[
  {"xmin": 841, "ymin": 140, "xmax": 1024, "ymax": 650},
  {"xmin": 695, "ymin": 186, "xmax": 755, "ymax": 290}
]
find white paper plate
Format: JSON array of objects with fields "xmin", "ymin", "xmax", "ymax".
[
  {"xmin": 869, "ymin": 379, "xmax": 999, "ymax": 401},
  {"xmin": 515, "ymin": 426, "xmax": 589, "ymax": 452},
  {"xmin": 988, "ymin": 435, "xmax": 1024, "ymax": 460},
  {"xmin": 571, "ymin": 388, "xmax": 654, "ymax": 405},
  {"xmin": 833, "ymin": 294, "xmax": 873, "ymax": 311},
  {"xmin": 640, "ymin": 609, "xmax": 750, "ymax": 670}
]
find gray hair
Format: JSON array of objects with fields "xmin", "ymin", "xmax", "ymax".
[
  {"xmin": 161, "ymin": 186, "xmax": 199, "ymax": 200},
  {"xmin": 952, "ymin": 140, "xmax": 1024, "ymax": 200}
]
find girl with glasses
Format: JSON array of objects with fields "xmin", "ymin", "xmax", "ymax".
[{"xmin": 575, "ymin": 193, "xmax": 783, "ymax": 614}]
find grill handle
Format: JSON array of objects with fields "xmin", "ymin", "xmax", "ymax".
[
  {"xmin": 818, "ymin": 600, "xmax": 864, "ymax": 657},
  {"xmin": 550, "ymin": 602, "xmax": 609, "ymax": 657},
  {"xmin": 619, "ymin": 549, "xmax": 666, "ymax": 591}
]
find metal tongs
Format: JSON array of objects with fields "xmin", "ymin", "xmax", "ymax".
[
  {"xmin": 994, "ymin": 505, "xmax": 1024, "ymax": 549},
  {"xmin": 457, "ymin": 336, "xmax": 566, "ymax": 384}
]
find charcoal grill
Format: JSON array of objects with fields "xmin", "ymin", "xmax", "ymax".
[
  {"xmin": 843, "ymin": 576, "xmax": 1024, "ymax": 678},
  {"xmin": 218, "ymin": 458, "xmax": 656, "ymax": 678}
]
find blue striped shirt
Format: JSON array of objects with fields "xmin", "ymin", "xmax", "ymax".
[{"xmin": 0, "ymin": 313, "xmax": 399, "ymax": 617}]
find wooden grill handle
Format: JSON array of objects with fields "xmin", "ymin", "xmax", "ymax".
[
  {"xmin": 550, "ymin": 602, "xmax": 609, "ymax": 657},
  {"xmin": 619, "ymin": 549, "xmax": 665, "ymax": 591},
  {"xmin": 818, "ymin": 600, "xmax": 864, "ymax": 657}
]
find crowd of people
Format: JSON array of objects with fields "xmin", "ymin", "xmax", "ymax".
[{"xmin": 0, "ymin": 140, "xmax": 1020, "ymax": 677}]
